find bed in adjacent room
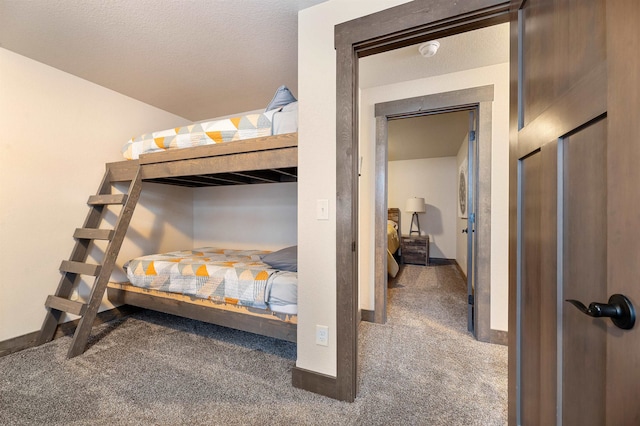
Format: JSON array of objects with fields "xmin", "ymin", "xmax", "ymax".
[{"xmin": 387, "ymin": 208, "xmax": 401, "ymax": 277}]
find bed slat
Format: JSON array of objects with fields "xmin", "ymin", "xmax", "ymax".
[
  {"xmin": 74, "ymin": 228, "xmax": 114, "ymax": 241},
  {"xmin": 88, "ymin": 194, "xmax": 127, "ymax": 205},
  {"xmin": 45, "ymin": 296, "xmax": 87, "ymax": 317},
  {"xmin": 59, "ymin": 260, "xmax": 101, "ymax": 276}
]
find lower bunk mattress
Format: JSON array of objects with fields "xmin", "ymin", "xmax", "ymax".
[{"xmin": 123, "ymin": 247, "xmax": 297, "ymax": 315}]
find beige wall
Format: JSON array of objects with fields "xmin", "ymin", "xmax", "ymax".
[
  {"xmin": 297, "ymin": 0, "xmax": 411, "ymax": 377},
  {"xmin": 388, "ymin": 157, "xmax": 458, "ymax": 258},
  {"xmin": 193, "ymin": 183, "xmax": 297, "ymax": 250},
  {"xmin": 358, "ymin": 63, "xmax": 510, "ymax": 332},
  {"xmin": 0, "ymin": 48, "xmax": 193, "ymax": 341}
]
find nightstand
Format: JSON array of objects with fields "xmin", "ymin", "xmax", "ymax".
[{"xmin": 401, "ymin": 235, "xmax": 429, "ymax": 266}]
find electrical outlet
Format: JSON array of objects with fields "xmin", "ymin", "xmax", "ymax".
[{"xmin": 316, "ymin": 325, "xmax": 329, "ymax": 346}]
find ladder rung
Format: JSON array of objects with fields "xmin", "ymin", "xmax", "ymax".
[
  {"xmin": 45, "ymin": 295, "xmax": 87, "ymax": 316},
  {"xmin": 87, "ymin": 194, "xmax": 127, "ymax": 205},
  {"xmin": 60, "ymin": 260, "xmax": 101, "ymax": 276},
  {"xmin": 73, "ymin": 228, "xmax": 114, "ymax": 240}
]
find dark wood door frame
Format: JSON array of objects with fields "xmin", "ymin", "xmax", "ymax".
[
  {"xmin": 294, "ymin": 0, "xmax": 510, "ymax": 403},
  {"xmin": 371, "ymin": 87, "xmax": 494, "ymax": 344}
]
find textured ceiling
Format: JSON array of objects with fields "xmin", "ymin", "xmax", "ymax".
[
  {"xmin": 360, "ymin": 23, "xmax": 509, "ymax": 89},
  {"xmin": 0, "ymin": 0, "xmax": 325, "ymax": 121},
  {"xmin": 362, "ymin": 23, "xmax": 509, "ymax": 161},
  {"xmin": 0, "ymin": 1, "xmax": 508, "ymax": 128},
  {"xmin": 388, "ymin": 111, "xmax": 471, "ymax": 161}
]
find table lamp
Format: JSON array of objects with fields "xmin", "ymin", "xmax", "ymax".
[{"xmin": 406, "ymin": 197, "xmax": 426, "ymax": 235}]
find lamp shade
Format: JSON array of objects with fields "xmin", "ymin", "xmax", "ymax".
[{"xmin": 405, "ymin": 197, "xmax": 426, "ymax": 213}]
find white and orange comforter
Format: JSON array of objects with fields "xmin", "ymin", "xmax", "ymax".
[
  {"xmin": 125, "ymin": 248, "xmax": 297, "ymax": 314},
  {"xmin": 387, "ymin": 221, "xmax": 400, "ymax": 277},
  {"xmin": 122, "ymin": 112, "xmax": 278, "ymax": 160}
]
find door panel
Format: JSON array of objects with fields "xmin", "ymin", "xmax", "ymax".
[
  {"xmin": 562, "ymin": 118, "xmax": 607, "ymax": 425},
  {"xmin": 519, "ymin": 144, "xmax": 557, "ymax": 426},
  {"xmin": 606, "ymin": 2, "xmax": 640, "ymax": 424},
  {"xmin": 511, "ymin": 0, "xmax": 640, "ymax": 423},
  {"xmin": 519, "ymin": 152, "xmax": 542, "ymax": 426},
  {"xmin": 521, "ymin": 0, "xmax": 606, "ymax": 127},
  {"xmin": 538, "ymin": 144, "xmax": 558, "ymax": 423}
]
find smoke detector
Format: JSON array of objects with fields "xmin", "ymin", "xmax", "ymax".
[{"xmin": 418, "ymin": 41, "xmax": 440, "ymax": 58}]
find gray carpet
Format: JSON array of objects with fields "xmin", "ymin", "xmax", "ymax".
[{"xmin": 0, "ymin": 263, "xmax": 507, "ymax": 425}]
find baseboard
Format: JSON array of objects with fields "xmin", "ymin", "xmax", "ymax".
[
  {"xmin": 292, "ymin": 366, "xmax": 340, "ymax": 400},
  {"xmin": 428, "ymin": 258, "xmax": 457, "ymax": 266},
  {"xmin": 360, "ymin": 309, "xmax": 375, "ymax": 323},
  {"xmin": 454, "ymin": 260, "xmax": 467, "ymax": 280},
  {"xmin": 490, "ymin": 329, "xmax": 508, "ymax": 346},
  {"xmin": 0, "ymin": 305, "xmax": 142, "ymax": 358}
]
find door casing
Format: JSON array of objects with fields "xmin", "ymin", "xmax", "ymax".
[
  {"xmin": 371, "ymin": 87, "xmax": 494, "ymax": 345},
  {"xmin": 294, "ymin": 0, "xmax": 510, "ymax": 403},
  {"xmin": 329, "ymin": 0, "xmax": 510, "ymax": 402}
]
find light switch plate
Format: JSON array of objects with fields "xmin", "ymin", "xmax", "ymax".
[{"xmin": 317, "ymin": 199, "xmax": 329, "ymax": 220}]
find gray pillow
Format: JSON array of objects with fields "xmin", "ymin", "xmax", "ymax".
[
  {"xmin": 261, "ymin": 246, "xmax": 297, "ymax": 272},
  {"xmin": 265, "ymin": 86, "xmax": 297, "ymax": 112}
]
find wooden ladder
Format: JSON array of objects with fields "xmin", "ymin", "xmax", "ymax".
[{"xmin": 37, "ymin": 164, "xmax": 142, "ymax": 358}]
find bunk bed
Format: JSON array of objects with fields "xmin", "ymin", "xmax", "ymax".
[
  {"xmin": 107, "ymin": 92, "xmax": 299, "ymax": 343},
  {"xmin": 38, "ymin": 87, "xmax": 299, "ymax": 358}
]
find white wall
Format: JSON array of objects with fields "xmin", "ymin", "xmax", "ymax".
[
  {"xmin": 456, "ymin": 133, "xmax": 469, "ymax": 276},
  {"xmin": 298, "ymin": 0, "xmax": 412, "ymax": 377},
  {"xmin": 193, "ymin": 183, "xmax": 297, "ymax": 250},
  {"xmin": 359, "ymin": 62, "xmax": 510, "ymax": 332},
  {"xmin": 112, "ymin": 182, "xmax": 194, "ymax": 284},
  {"xmin": 388, "ymin": 157, "xmax": 458, "ymax": 258},
  {"xmin": 0, "ymin": 48, "xmax": 193, "ymax": 341}
]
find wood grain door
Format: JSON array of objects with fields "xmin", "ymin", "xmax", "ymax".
[{"xmin": 510, "ymin": 0, "xmax": 640, "ymax": 424}]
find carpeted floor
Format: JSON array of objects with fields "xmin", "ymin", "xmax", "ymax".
[{"xmin": 0, "ymin": 262, "xmax": 507, "ymax": 425}]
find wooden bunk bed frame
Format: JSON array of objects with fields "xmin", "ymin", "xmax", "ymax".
[
  {"xmin": 38, "ymin": 132, "xmax": 298, "ymax": 358},
  {"xmin": 109, "ymin": 133, "xmax": 297, "ymax": 187}
]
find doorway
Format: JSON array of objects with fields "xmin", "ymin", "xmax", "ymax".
[
  {"xmin": 327, "ymin": 0, "xmax": 639, "ymax": 423},
  {"xmin": 371, "ymin": 87, "xmax": 494, "ymax": 341},
  {"xmin": 327, "ymin": 0, "xmax": 510, "ymax": 403}
]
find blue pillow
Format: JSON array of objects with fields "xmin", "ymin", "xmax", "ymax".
[
  {"xmin": 261, "ymin": 246, "xmax": 297, "ymax": 272},
  {"xmin": 265, "ymin": 86, "xmax": 297, "ymax": 112}
]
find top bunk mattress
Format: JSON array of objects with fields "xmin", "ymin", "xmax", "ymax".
[
  {"xmin": 122, "ymin": 86, "xmax": 298, "ymax": 160},
  {"xmin": 122, "ymin": 111, "xmax": 274, "ymax": 160}
]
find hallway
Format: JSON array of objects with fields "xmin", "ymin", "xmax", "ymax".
[{"xmin": 358, "ymin": 262, "xmax": 508, "ymax": 424}]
